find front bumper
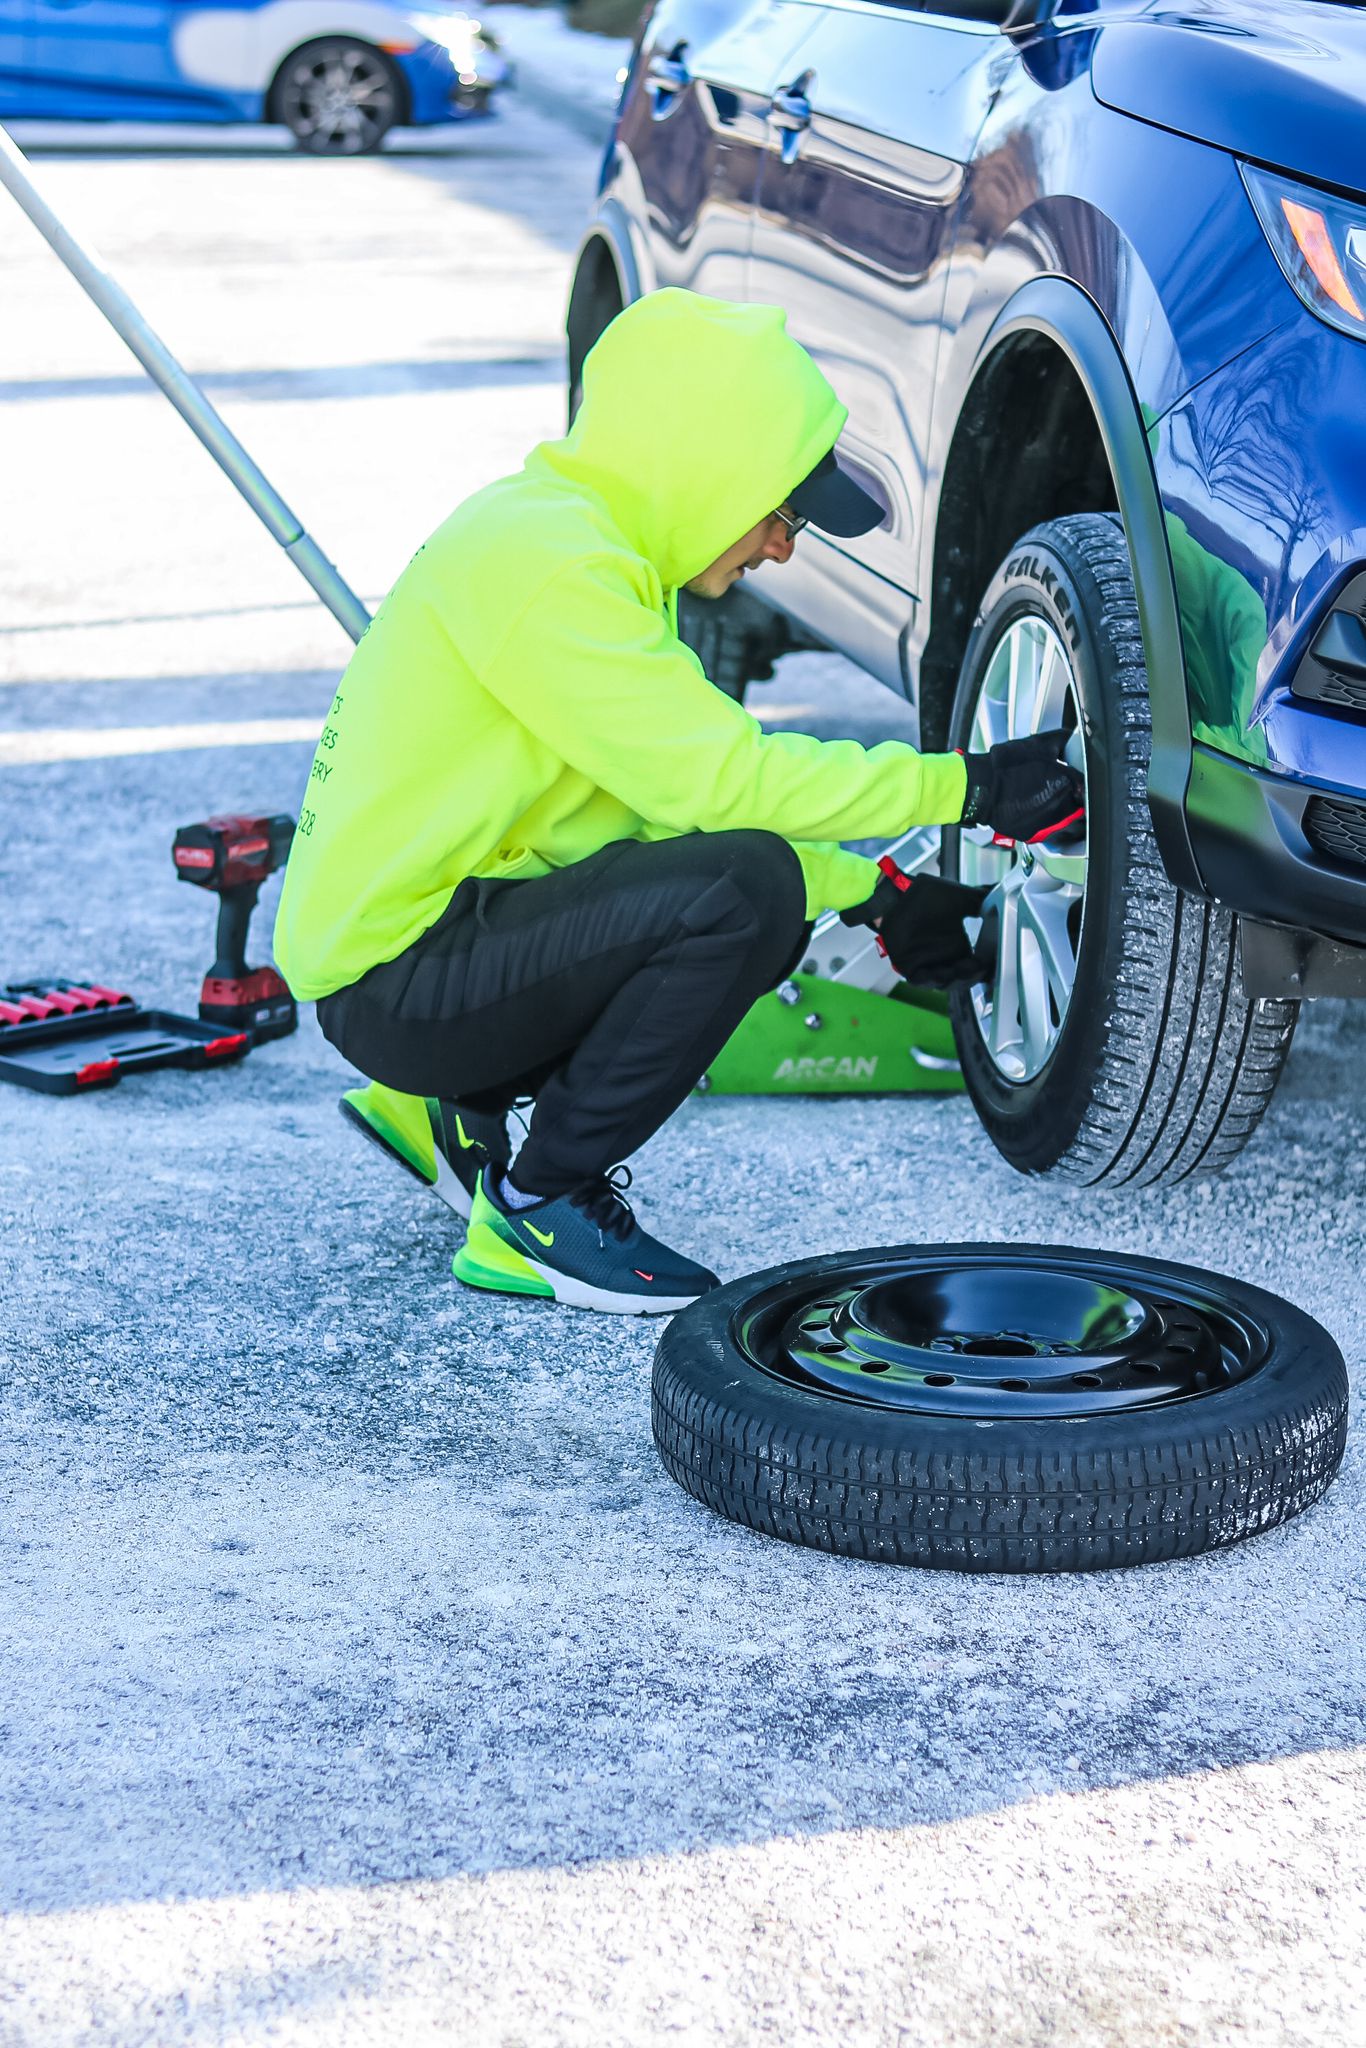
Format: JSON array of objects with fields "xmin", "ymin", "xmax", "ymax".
[
  {"xmin": 1151, "ymin": 306, "xmax": 1366, "ymax": 955},
  {"xmin": 1186, "ymin": 743, "xmax": 1366, "ymax": 947},
  {"xmin": 399, "ymin": 38, "xmax": 508, "ymax": 125}
]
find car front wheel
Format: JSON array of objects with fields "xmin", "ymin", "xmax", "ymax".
[
  {"xmin": 945, "ymin": 513, "xmax": 1297, "ymax": 1185},
  {"xmin": 274, "ymin": 39, "xmax": 401, "ymax": 155}
]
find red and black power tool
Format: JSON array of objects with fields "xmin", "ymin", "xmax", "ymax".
[{"xmin": 172, "ymin": 813, "xmax": 297, "ymax": 1040}]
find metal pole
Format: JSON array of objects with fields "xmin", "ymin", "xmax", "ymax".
[{"xmin": 0, "ymin": 123, "xmax": 372, "ymax": 644}]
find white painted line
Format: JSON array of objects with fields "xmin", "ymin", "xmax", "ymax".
[{"xmin": 0, "ymin": 718, "xmax": 320, "ymax": 765}]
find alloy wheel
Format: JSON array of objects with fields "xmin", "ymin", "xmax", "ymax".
[
  {"xmin": 959, "ymin": 614, "xmax": 1089, "ymax": 1083},
  {"xmin": 280, "ymin": 44, "xmax": 398, "ymax": 155}
]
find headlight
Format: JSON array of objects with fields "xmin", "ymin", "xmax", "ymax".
[
  {"xmin": 1243, "ymin": 162, "xmax": 1366, "ymax": 342},
  {"xmin": 409, "ymin": 12, "xmax": 479, "ymax": 65}
]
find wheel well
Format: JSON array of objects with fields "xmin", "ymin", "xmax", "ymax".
[
  {"xmin": 919, "ymin": 333, "xmax": 1115, "ymax": 748},
  {"xmin": 566, "ymin": 235, "xmax": 625, "ymax": 420},
  {"xmin": 266, "ymin": 37, "xmax": 410, "ymax": 127}
]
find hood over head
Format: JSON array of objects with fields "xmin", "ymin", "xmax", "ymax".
[{"xmin": 529, "ymin": 289, "xmax": 847, "ymax": 591}]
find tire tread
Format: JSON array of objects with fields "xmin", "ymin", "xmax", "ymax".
[
  {"xmin": 958, "ymin": 514, "xmax": 1297, "ymax": 1186},
  {"xmin": 653, "ymin": 1343, "xmax": 1346, "ymax": 1573}
]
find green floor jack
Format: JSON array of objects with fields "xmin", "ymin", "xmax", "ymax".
[{"xmin": 697, "ymin": 824, "xmax": 964, "ymax": 1098}]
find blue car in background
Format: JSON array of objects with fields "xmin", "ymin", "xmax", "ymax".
[
  {"xmin": 0, "ymin": 0, "xmax": 508, "ymax": 151},
  {"xmin": 568, "ymin": 0, "xmax": 1366, "ymax": 1186}
]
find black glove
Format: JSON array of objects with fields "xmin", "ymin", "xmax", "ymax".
[
  {"xmin": 961, "ymin": 729, "xmax": 1085, "ymax": 843},
  {"xmin": 841, "ymin": 859, "xmax": 993, "ymax": 990}
]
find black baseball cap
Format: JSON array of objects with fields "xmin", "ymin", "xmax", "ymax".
[{"xmin": 787, "ymin": 448, "xmax": 886, "ymax": 537}]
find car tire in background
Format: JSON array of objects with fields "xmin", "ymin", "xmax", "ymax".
[
  {"xmin": 271, "ymin": 38, "xmax": 402, "ymax": 155},
  {"xmin": 653, "ymin": 1243, "xmax": 1348, "ymax": 1573},
  {"xmin": 944, "ymin": 513, "xmax": 1297, "ymax": 1185},
  {"xmin": 675, "ymin": 584, "xmax": 794, "ymax": 703}
]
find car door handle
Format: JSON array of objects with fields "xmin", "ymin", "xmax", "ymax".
[
  {"xmin": 647, "ymin": 43, "xmax": 690, "ymax": 114},
  {"xmin": 768, "ymin": 71, "xmax": 812, "ymax": 131},
  {"xmin": 767, "ymin": 73, "xmax": 812, "ymax": 162}
]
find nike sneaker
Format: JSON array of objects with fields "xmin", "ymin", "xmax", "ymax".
[
  {"xmin": 340, "ymin": 1080, "xmax": 509, "ymax": 1219},
  {"xmin": 452, "ymin": 1164, "xmax": 719, "ymax": 1314}
]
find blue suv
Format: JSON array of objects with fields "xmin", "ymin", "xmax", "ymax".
[{"xmin": 567, "ymin": 0, "xmax": 1366, "ymax": 1185}]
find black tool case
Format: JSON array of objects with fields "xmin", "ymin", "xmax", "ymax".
[{"xmin": 0, "ymin": 981, "xmax": 251, "ymax": 1095}]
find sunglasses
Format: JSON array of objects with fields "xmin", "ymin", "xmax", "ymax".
[{"xmin": 772, "ymin": 505, "xmax": 810, "ymax": 540}]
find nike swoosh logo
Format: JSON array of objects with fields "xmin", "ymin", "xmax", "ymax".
[
  {"xmin": 454, "ymin": 1115, "xmax": 478, "ymax": 1152},
  {"xmin": 524, "ymin": 1221, "xmax": 555, "ymax": 1248}
]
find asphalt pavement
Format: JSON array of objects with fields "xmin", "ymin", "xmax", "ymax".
[{"xmin": 1, "ymin": 69, "xmax": 1364, "ymax": 2048}]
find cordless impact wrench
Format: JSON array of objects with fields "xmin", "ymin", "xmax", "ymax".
[{"xmin": 172, "ymin": 814, "xmax": 297, "ymax": 1040}]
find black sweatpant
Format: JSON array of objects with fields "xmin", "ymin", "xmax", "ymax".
[{"xmin": 316, "ymin": 830, "xmax": 808, "ymax": 1197}]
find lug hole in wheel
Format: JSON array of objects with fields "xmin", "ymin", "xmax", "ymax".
[{"xmin": 754, "ymin": 1259, "xmax": 1274, "ymax": 1420}]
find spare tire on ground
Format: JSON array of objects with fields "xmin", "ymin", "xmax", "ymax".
[{"xmin": 652, "ymin": 1245, "xmax": 1347, "ymax": 1573}]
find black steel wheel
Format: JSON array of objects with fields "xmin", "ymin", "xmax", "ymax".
[
  {"xmin": 652, "ymin": 1244, "xmax": 1346, "ymax": 1573},
  {"xmin": 274, "ymin": 38, "xmax": 401, "ymax": 155}
]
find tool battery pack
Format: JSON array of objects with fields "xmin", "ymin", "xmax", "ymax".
[{"xmin": 0, "ymin": 980, "xmax": 251, "ymax": 1096}]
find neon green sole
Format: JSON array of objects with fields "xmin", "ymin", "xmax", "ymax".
[
  {"xmin": 452, "ymin": 1248, "xmax": 555, "ymax": 1299},
  {"xmin": 340, "ymin": 1089, "xmax": 435, "ymax": 1185}
]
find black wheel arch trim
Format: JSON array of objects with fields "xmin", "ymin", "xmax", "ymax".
[
  {"xmin": 976, "ymin": 278, "xmax": 1201, "ymax": 894},
  {"xmin": 565, "ymin": 212, "xmax": 640, "ymax": 431},
  {"xmin": 568, "ymin": 211, "xmax": 641, "ymax": 334}
]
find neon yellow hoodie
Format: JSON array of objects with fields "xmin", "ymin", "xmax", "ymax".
[{"xmin": 274, "ymin": 289, "xmax": 967, "ymax": 1000}]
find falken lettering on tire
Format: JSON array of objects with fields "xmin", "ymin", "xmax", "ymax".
[{"xmin": 652, "ymin": 1245, "xmax": 1348, "ymax": 1574}]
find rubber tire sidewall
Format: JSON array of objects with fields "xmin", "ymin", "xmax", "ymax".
[
  {"xmin": 945, "ymin": 522, "xmax": 1132, "ymax": 1173},
  {"xmin": 652, "ymin": 1246, "xmax": 1349, "ymax": 1574}
]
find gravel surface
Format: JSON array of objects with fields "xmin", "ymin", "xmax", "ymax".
[{"xmin": 1, "ymin": 76, "xmax": 1364, "ymax": 2048}]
